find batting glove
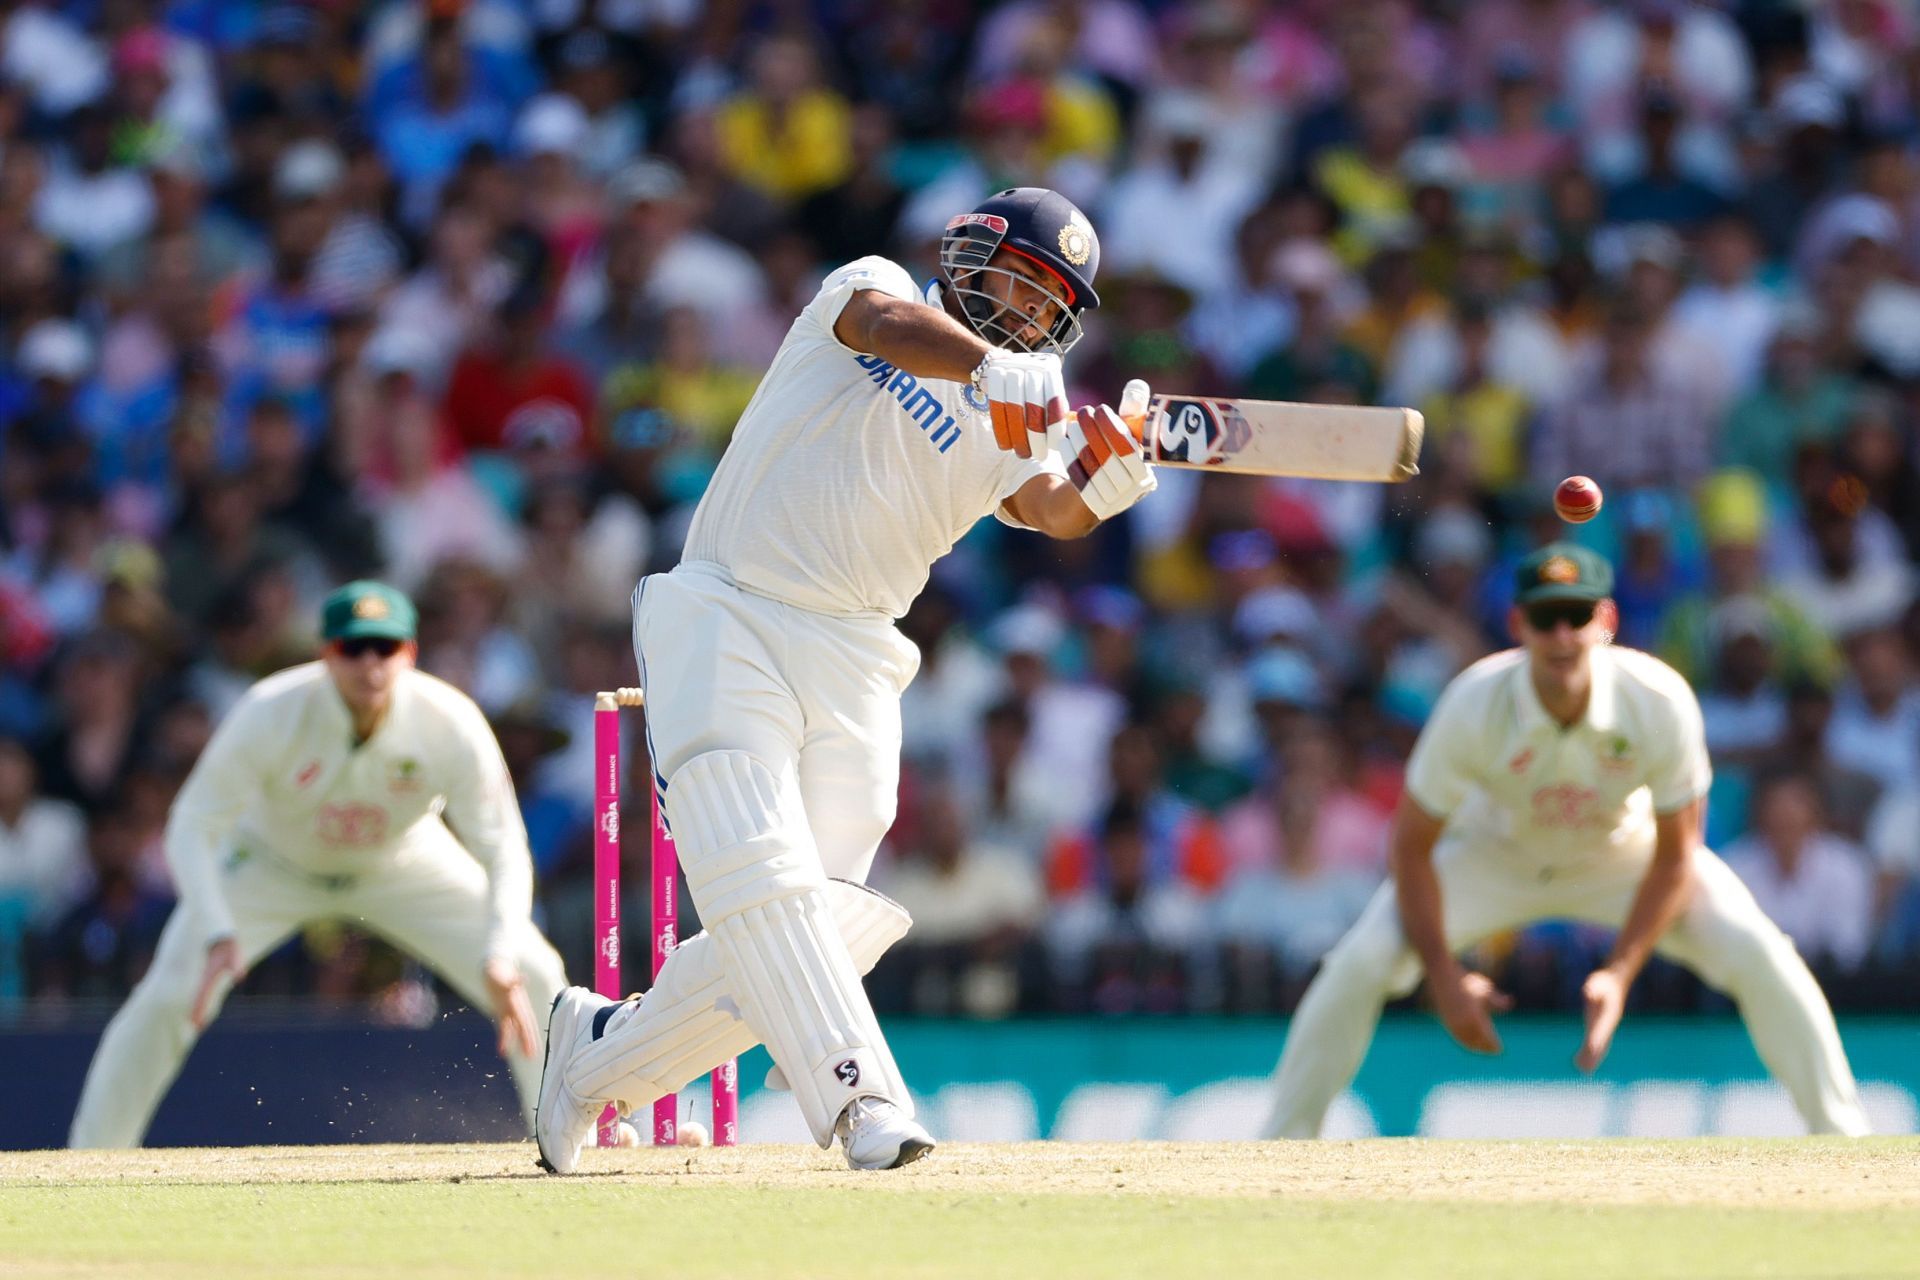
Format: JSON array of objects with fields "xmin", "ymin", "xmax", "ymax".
[
  {"xmin": 1066, "ymin": 380, "xmax": 1157, "ymax": 522},
  {"xmin": 977, "ymin": 350, "xmax": 1069, "ymax": 461}
]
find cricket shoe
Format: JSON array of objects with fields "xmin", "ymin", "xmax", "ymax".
[
  {"xmin": 836, "ymin": 1096, "xmax": 935, "ymax": 1171},
  {"xmin": 534, "ymin": 987, "xmax": 615, "ymax": 1174}
]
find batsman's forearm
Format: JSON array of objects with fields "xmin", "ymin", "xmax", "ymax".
[{"xmin": 861, "ymin": 295, "xmax": 992, "ymax": 383}]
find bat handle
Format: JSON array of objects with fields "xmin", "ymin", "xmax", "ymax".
[{"xmin": 1119, "ymin": 379, "xmax": 1152, "ymax": 442}]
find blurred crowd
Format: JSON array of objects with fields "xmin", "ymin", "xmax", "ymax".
[{"xmin": 4, "ymin": 0, "xmax": 1920, "ymax": 1022}]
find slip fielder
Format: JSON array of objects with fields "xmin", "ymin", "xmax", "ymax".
[
  {"xmin": 69, "ymin": 581, "xmax": 567, "ymax": 1147},
  {"xmin": 1262, "ymin": 543, "xmax": 1869, "ymax": 1138},
  {"xmin": 534, "ymin": 187, "xmax": 1156, "ymax": 1171}
]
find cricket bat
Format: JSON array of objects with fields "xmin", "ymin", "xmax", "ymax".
[{"xmin": 1123, "ymin": 393, "xmax": 1423, "ymax": 483}]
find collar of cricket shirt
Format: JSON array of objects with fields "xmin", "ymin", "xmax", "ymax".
[{"xmin": 1516, "ymin": 645, "xmax": 1619, "ymax": 736}]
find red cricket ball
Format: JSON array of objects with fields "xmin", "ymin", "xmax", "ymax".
[{"xmin": 1554, "ymin": 475, "xmax": 1604, "ymax": 524}]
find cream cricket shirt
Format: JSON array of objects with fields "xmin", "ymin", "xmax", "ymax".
[
  {"xmin": 1404, "ymin": 646, "xmax": 1712, "ymax": 868},
  {"xmin": 682, "ymin": 256, "xmax": 1063, "ymax": 619},
  {"xmin": 164, "ymin": 663, "xmax": 533, "ymax": 957}
]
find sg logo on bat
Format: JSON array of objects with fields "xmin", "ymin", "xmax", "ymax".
[{"xmin": 1154, "ymin": 398, "xmax": 1251, "ymax": 467}]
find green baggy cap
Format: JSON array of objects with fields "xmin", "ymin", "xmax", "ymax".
[
  {"xmin": 1514, "ymin": 542, "xmax": 1614, "ymax": 605},
  {"xmin": 320, "ymin": 580, "xmax": 417, "ymax": 642}
]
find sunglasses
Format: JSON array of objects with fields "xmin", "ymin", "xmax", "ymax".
[
  {"xmin": 1524, "ymin": 599, "xmax": 1598, "ymax": 632},
  {"xmin": 333, "ymin": 637, "xmax": 405, "ymax": 660}
]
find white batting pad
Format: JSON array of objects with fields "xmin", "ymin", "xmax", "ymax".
[
  {"xmin": 710, "ymin": 892, "xmax": 912, "ymax": 1146},
  {"xmin": 567, "ymin": 879, "xmax": 911, "ymax": 1108},
  {"xmin": 663, "ymin": 750, "xmax": 913, "ymax": 1146}
]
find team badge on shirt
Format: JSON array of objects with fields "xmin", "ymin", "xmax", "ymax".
[
  {"xmin": 1600, "ymin": 735, "xmax": 1635, "ymax": 774},
  {"xmin": 389, "ymin": 757, "xmax": 424, "ymax": 793}
]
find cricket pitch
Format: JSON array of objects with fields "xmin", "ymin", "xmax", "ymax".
[{"xmin": 4, "ymin": 1139, "xmax": 1916, "ymax": 1278}]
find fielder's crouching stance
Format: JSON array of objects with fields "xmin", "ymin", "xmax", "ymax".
[
  {"xmin": 1264, "ymin": 544, "xmax": 1870, "ymax": 1139},
  {"xmin": 535, "ymin": 187, "xmax": 1156, "ymax": 1172},
  {"xmin": 70, "ymin": 582, "xmax": 567, "ymax": 1147}
]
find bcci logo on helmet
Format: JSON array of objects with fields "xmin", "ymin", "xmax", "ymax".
[{"xmin": 1058, "ymin": 211, "xmax": 1093, "ymax": 266}]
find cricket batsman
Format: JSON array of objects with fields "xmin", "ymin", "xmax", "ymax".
[
  {"xmin": 69, "ymin": 581, "xmax": 567, "ymax": 1147},
  {"xmin": 1262, "ymin": 544, "xmax": 1870, "ymax": 1138},
  {"xmin": 534, "ymin": 187, "xmax": 1156, "ymax": 1171}
]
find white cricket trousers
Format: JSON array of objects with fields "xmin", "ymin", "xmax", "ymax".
[
  {"xmin": 68, "ymin": 818, "xmax": 567, "ymax": 1147},
  {"xmin": 1262, "ymin": 838, "xmax": 1870, "ymax": 1138},
  {"xmin": 623, "ymin": 562, "xmax": 920, "ymax": 1141},
  {"xmin": 633, "ymin": 562, "xmax": 917, "ymax": 887}
]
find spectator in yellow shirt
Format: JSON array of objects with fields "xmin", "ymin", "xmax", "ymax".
[{"xmin": 715, "ymin": 34, "xmax": 852, "ymax": 202}]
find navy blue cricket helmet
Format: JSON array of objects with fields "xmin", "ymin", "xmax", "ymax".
[{"xmin": 939, "ymin": 187, "xmax": 1101, "ymax": 357}]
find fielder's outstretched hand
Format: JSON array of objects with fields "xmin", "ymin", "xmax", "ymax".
[
  {"xmin": 1576, "ymin": 966, "xmax": 1628, "ymax": 1072},
  {"xmin": 189, "ymin": 936, "xmax": 247, "ymax": 1030},
  {"xmin": 484, "ymin": 956, "xmax": 540, "ymax": 1060},
  {"xmin": 1066, "ymin": 379, "xmax": 1157, "ymax": 521},
  {"xmin": 1433, "ymin": 968, "xmax": 1512, "ymax": 1055},
  {"xmin": 978, "ymin": 350, "xmax": 1069, "ymax": 460}
]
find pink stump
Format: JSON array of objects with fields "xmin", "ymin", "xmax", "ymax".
[
  {"xmin": 591, "ymin": 702, "xmax": 622, "ymax": 1147},
  {"xmin": 650, "ymin": 778, "xmax": 679, "ymax": 1146}
]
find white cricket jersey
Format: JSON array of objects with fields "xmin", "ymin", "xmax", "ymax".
[
  {"xmin": 1404, "ymin": 646, "xmax": 1712, "ymax": 867},
  {"xmin": 682, "ymin": 256, "xmax": 1062, "ymax": 619},
  {"xmin": 164, "ymin": 662, "xmax": 533, "ymax": 957}
]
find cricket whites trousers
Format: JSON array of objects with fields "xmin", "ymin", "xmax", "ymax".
[
  {"xmin": 1262, "ymin": 836, "xmax": 1871, "ymax": 1138},
  {"xmin": 577, "ymin": 562, "xmax": 921, "ymax": 1147},
  {"xmin": 68, "ymin": 818, "xmax": 566, "ymax": 1147}
]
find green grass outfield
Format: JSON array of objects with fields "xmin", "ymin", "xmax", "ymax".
[{"xmin": 4, "ymin": 1140, "xmax": 1916, "ymax": 1279}]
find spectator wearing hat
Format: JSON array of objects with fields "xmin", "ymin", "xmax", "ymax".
[
  {"xmin": 1747, "ymin": 76, "xmax": 1853, "ymax": 259},
  {"xmin": 512, "ymin": 93, "xmax": 603, "ymax": 258},
  {"xmin": 298, "ymin": 140, "xmax": 405, "ymax": 319},
  {"xmin": 1658, "ymin": 469, "xmax": 1841, "ymax": 689}
]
